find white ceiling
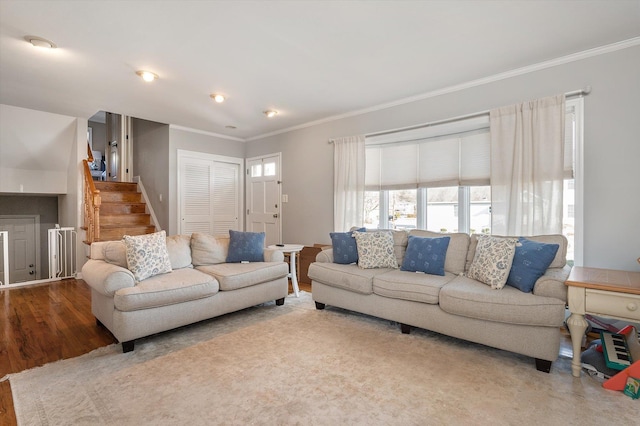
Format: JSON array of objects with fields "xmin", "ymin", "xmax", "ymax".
[{"xmin": 1, "ymin": 1, "xmax": 639, "ymax": 141}]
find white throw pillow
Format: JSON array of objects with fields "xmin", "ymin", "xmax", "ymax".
[
  {"xmin": 466, "ymin": 234, "xmax": 518, "ymax": 289},
  {"xmin": 123, "ymin": 231, "xmax": 172, "ymax": 282},
  {"xmin": 353, "ymin": 231, "xmax": 399, "ymax": 269},
  {"xmin": 190, "ymin": 233, "xmax": 230, "ymax": 266}
]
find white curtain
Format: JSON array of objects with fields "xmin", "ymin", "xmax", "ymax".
[
  {"xmin": 334, "ymin": 135, "xmax": 365, "ymax": 232},
  {"xmin": 490, "ymin": 95, "xmax": 565, "ymax": 236}
]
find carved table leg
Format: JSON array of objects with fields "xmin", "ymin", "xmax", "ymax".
[{"xmin": 566, "ymin": 312, "xmax": 588, "ymax": 377}]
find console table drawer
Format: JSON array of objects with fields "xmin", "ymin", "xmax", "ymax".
[{"xmin": 585, "ymin": 289, "xmax": 640, "ymax": 321}]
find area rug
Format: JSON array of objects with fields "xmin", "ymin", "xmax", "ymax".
[{"xmin": 9, "ymin": 291, "xmax": 636, "ymax": 425}]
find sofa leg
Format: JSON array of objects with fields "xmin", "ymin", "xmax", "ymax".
[
  {"xmin": 535, "ymin": 358, "xmax": 552, "ymax": 373},
  {"xmin": 122, "ymin": 340, "xmax": 135, "ymax": 353},
  {"xmin": 315, "ymin": 301, "xmax": 326, "ymax": 310},
  {"xmin": 275, "ymin": 297, "xmax": 285, "ymax": 306},
  {"xmin": 400, "ymin": 323, "xmax": 411, "ymax": 334}
]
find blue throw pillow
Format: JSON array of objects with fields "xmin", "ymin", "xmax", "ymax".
[
  {"xmin": 506, "ymin": 237, "xmax": 559, "ymax": 293},
  {"xmin": 330, "ymin": 228, "xmax": 366, "ymax": 264},
  {"xmin": 400, "ymin": 235, "xmax": 450, "ymax": 276},
  {"xmin": 226, "ymin": 230, "xmax": 265, "ymax": 263}
]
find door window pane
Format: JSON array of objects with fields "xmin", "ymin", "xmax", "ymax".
[
  {"xmin": 251, "ymin": 164, "xmax": 262, "ymax": 177},
  {"xmin": 264, "ymin": 162, "xmax": 276, "ymax": 176},
  {"xmin": 427, "ymin": 187, "xmax": 458, "ymax": 232}
]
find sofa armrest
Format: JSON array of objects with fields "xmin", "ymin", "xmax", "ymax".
[
  {"xmin": 81, "ymin": 259, "xmax": 135, "ymax": 297},
  {"xmin": 263, "ymin": 248, "xmax": 284, "ymax": 262},
  {"xmin": 315, "ymin": 248, "xmax": 334, "ymax": 263},
  {"xmin": 532, "ymin": 264, "xmax": 572, "ymax": 303}
]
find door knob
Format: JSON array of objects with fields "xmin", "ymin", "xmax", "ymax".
[
  {"xmin": 273, "ymin": 214, "xmax": 279, "ymax": 218},
  {"xmin": 29, "ymin": 264, "xmax": 34, "ymax": 267},
  {"xmin": 29, "ymin": 271, "xmax": 34, "ymax": 275}
]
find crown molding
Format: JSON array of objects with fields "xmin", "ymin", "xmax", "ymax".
[
  {"xmin": 169, "ymin": 124, "xmax": 246, "ymax": 142},
  {"xmin": 246, "ymin": 37, "xmax": 640, "ymax": 142}
]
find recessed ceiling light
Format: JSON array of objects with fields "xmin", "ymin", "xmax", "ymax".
[
  {"xmin": 210, "ymin": 94, "xmax": 226, "ymax": 103},
  {"xmin": 25, "ymin": 35, "xmax": 56, "ymax": 49},
  {"xmin": 136, "ymin": 70, "xmax": 158, "ymax": 82},
  {"xmin": 264, "ymin": 110, "xmax": 278, "ymax": 118}
]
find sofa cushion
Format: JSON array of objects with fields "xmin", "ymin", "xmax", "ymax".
[
  {"xmin": 191, "ymin": 233, "xmax": 229, "ymax": 266},
  {"xmin": 506, "ymin": 237, "xmax": 559, "ymax": 293},
  {"xmin": 331, "ymin": 228, "xmax": 365, "ymax": 264},
  {"xmin": 166, "ymin": 234, "xmax": 192, "ymax": 269},
  {"xmin": 466, "ymin": 234, "xmax": 567, "ymax": 272},
  {"xmin": 466, "ymin": 235, "xmax": 517, "ymax": 289},
  {"xmin": 353, "ymin": 231, "xmax": 398, "ymax": 269},
  {"xmin": 103, "ymin": 241, "xmax": 127, "ymax": 268},
  {"xmin": 439, "ymin": 275, "xmax": 566, "ymax": 327},
  {"xmin": 408, "ymin": 230, "xmax": 469, "ymax": 275},
  {"xmin": 123, "ymin": 231, "xmax": 173, "ymax": 282},
  {"xmin": 373, "ymin": 270, "xmax": 457, "ymax": 304},
  {"xmin": 400, "ymin": 236, "xmax": 450, "ymax": 276},
  {"xmin": 113, "ymin": 268, "xmax": 218, "ymax": 312},
  {"xmin": 308, "ymin": 262, "xmax": 390, "ymax": 295},
  {"xmin": 196, "ymin": 262, "xmax": 288, "ymax": 291},
  {"xmin": 226, "ymin": 230, "xmax": 265, "ymax": 263},
  {"xmin": 353, "ymin": 228, "xmax": 408, "ymax": 267}
]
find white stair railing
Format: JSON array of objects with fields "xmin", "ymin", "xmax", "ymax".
[{"xmin": 48, "ymin": 227, "xmax": 77, "ymax": 279}]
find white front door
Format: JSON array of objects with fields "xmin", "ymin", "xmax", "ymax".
[
  {"xmin": 0, "ymin": 216, "xmax": 38, "ymax": 283},
  {"xmin": 178, "ymin": 150, "xmax": 243, "ymax": 236},
  {"xmin": 246, "ymin": 153, "xmax": 281, "ymax": 246}
]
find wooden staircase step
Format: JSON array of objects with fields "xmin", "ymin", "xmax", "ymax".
[
  {"xmin": 100, "ymin": 203, "xmax": 146, "ymax": 214},
  {"xmin": 94, "ymin": 181, "xmax": 139, "ymax": 192},
  {"xmin": 101, "ymin": 213, "xmax": 151, "ymax": 226},
  {"xmin": 98, "ymin": 225, "xmax": 156, "ymax": 241},
  {"xmin": 100, "ymin": 192, "xmax": 143, "ymax": 203}
]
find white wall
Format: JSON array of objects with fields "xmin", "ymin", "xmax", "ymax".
[
  {"xmin": 167, "ymin": 127, "xmax": 245, "ymax": 235},
  {"xmin": 132, "ymin": 118, "xmax": 171, "ymax": 230},
  {"xmin": 0, "ymin": 104, "xmax": 77, "ymax": 194},
  {"xmin": 246, "ymin": 45, "xmax": 640, "ymax": 271}
]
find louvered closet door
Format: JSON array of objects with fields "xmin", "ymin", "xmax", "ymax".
[{"xmin": 179, "ymin": 155, "xmax": 241, "ymax": 236}]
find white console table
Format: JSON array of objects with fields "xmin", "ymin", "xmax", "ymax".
[
  {"xmin": 565, "ymin": 266, "xmax": 640, "ymax": 377},
  {"xmin": 268, "ymin": 244, "xmax": 304, "ymax": 297}
]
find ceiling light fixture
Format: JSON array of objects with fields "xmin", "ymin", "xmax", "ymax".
[
  {"xmin": 136, "ymin": 70, "xmax": 158, "ymax": 82},
  {"xmin": 25, "ymin": 35, "xmax": 57, "ymax": 49},
  {"xmin": 264, "ymin": 110, "xmax": 278, "ymax": 118},
  {"xmin": 210, "ymin": 94, "xmax": 226, "ymax": 103}
]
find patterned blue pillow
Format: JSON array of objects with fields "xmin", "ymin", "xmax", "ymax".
[
  {"xmin": 400, "ymin": 235, "xmax": 450, "ymax": 276},
  {"xmin": 330, "ymin": 228, "xmax": 366, "ymax": 264},
  {"xmin": 506, "ymin": 237, "xmax": 559, "ymax": 293},
  {"xmin": 226, "ymin": 230, "xmax": 265, "ymax": 263}
]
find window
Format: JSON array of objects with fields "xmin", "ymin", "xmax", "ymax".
[
  {"xmin": 364, "ymin": 115, "xmax": 490, "ymax": 233},
  {"xmin": 364, "ymin": 97, "xmax": 582, "ymax": 264}
]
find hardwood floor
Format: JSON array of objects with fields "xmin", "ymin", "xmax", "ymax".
[{"xmin": 0, "ymin": 278, "xmax": 310, "ymax": 424}]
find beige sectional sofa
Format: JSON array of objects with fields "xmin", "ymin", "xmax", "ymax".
[
  {"xmin": 308, "ymin": 230, "xmax": 571, "ymax": 372},
  {"xmin": 82, "ymin": 233, "xmax": 289, "ymax": 352}
]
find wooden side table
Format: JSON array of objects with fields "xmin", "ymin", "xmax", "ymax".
[{"xmin": 565, "ymin": 266, "xmax": 640, "ymax": 377}]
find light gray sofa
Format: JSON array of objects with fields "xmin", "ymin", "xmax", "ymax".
[
  {"xmin": 308, "ymin": 230, "xmax": 571, "ymax": 372},
  {"xmin": 82, "ymin": 233, "xmax": 289, "ymax": 352}
]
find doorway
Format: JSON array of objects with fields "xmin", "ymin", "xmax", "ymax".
[
  {"xmin": 0, "ymin": 215, "xmax": 40, "ymax": 283},
  {"xmin": 246, "ymin": 153, "xmax": 282, "ymax": 246}
]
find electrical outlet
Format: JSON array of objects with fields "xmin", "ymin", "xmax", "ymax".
[{"xmin": 282, "ymin": 194, "xmax": 288, "ymax": 203}]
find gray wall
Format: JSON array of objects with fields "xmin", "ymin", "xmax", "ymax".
[
  {"xmin": 0, "ymin": 195, "xmax": 59, "ymax": 280},
  {"xmin": 246, "ymin": 45, "xmax": 640, "ymax": 271},
  {"xmin": 132, "ymin": 118, "xmax": 171, "ymax": 231},
  {"xmin": 88, "ymin": 121, "xmax": 106, "ymax": 158},
  {"xmin": 167, "ymin": 128, "xmax": 245, "ymax": 235}
]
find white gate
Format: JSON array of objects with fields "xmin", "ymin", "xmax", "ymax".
[
  {"xmin": 48, "ymin": 227, "xmax": 77, "ymax": 279},
  {"xmin": 0, "ymin": 231, "xmax": 7, "ymax": 286}
]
